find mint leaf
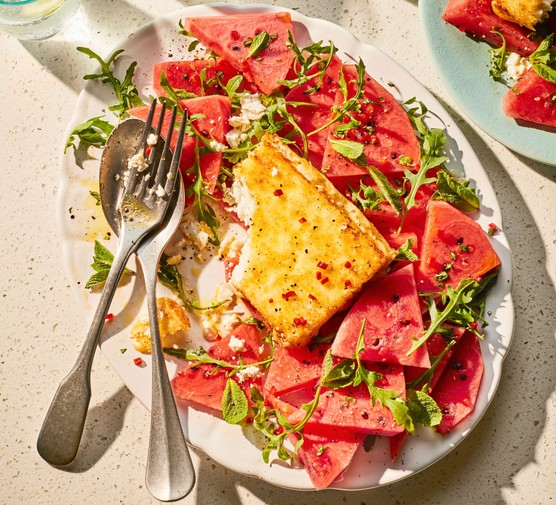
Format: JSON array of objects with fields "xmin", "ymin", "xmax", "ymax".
[
  {"xmin": 406, "ymin": 389, "xmax": 442, "ymax": 427},
  {"xmin": 432, "ymin": 170, "xmax": 480, "ymax": 213},
  {"xmin": 529, "ymin": 34, "xmax": 556, "ymax": 85},
  {"xmin": 350, "ymin": 180, "xmax": 384, "ymax": 211},
  {"xmin": 85, "ymin": 240, "xmax": 134, "ymax": 289},
  {"xmin": 367, "ymin": 166, "xmax": 402, "ymax": 217},
  {"xmin": 329, "ymin": 139, "xmax": 366, "ymax": 165},
  {"xmin": 222, "ymin": 378, "xmax": 249, "ymax": 424},
  {"xmin": 321, "ymin": 359, "xmax": 356, "ymax": 389},
  {"xmin": 65, "ymin": 116, "xmax": 114, "ymax": 153},
  {"xmin": 394, "ymin": 238, "xmax": 419, "ymax": 262},
  {"xmin": 245, "ymin": 31, "xmax": 275, "ymax": 59}
]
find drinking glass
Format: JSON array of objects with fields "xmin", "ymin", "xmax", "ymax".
[{"xmin": 0, "ymin": 0, "xmax": 80, "ymax": 40}]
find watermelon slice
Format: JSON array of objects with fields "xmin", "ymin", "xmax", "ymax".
[
  {"xmin": 416, "ymin": 200, "xmax": 500, "ymax": 292},
  {"xmin": 289, "ymin": 426, "xmax": 364, "ymax": 489},
  {"xmin": 153, "ymin": 58, "xmax": 244, "ymax": 97},
  {"xmin": 503, "ymin": 68, "xmax": 556, "ymax": 127},
  {"xmin": 129, "ymin": 95, "xmax": 231, "ymax": 193},
  {"xmin": 184, "ymin": 13, "xmax": 295, "ymax": 95},
  {"xmin": 264, "ymin": 343, "xmax": 330, "ymax": 396},
  {"xmin": 172, "ymin": 323, "xmax": 266, "ymax": 411},
  {"xmin": 332, "ymin": 264, "xmax": 431, "ymax": 368},
  {"xmin": 431, "ymin": 331, "xmax": 484, "ymax": 435},
  {"xmin": 279, "ymin": 363, "xmax": 406, "ymax": 437},
  {"xmin": 442, "ymin": 0, "xmax": 541, "ymax": 56},
  {"xmin": 283, "ymin": 55, "xmax": 343, "ymax": 168},
  {"xmin": 321, "ymin": 64, "xmax": 420, "ymax": 180}
]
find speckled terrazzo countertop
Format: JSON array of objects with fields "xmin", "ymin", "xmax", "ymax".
[{"xmin": 1, "ymin": 1, "xmax": 554, "ymax": 504}]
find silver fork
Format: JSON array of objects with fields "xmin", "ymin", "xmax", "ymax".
[{"xmin": 37, "ymin": 99, "xmax": 187, "ymax": 468}]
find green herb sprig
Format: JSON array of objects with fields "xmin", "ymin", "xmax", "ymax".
[{"xmin": 85, "ymin": 240, "xmax": 134, "ymax": 289}]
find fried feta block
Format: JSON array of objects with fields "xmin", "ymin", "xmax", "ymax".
[
  {"xmin": 492, "ymin": 0, "xmax": 554, "ymax": 30},
  {"xmin": 131, "ymin": 297, "xmax": 191, "ymax": 353},
  {"xmin": 229, "ymin": 133, "xmax": 395, "ymax": 348}
]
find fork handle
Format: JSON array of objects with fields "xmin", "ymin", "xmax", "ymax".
[
  {"xmin": 143, "ymin": 262, "xmax": 195, "ymax": 501},
  {"xmin": 37, "ymin": 241, "xmax": 135, "ymax": 466}
]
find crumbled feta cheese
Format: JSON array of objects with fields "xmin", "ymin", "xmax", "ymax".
[
  {"xmin": 209, "ymin": 140, "xmax": 227, "ymax": 152},
  {"xmin": 155, "ymin": 184, "xmax": 167, "ymax": 197},
  {"xmin": 128, "ymin": 152, "xmax": 149, "ymax": 173},
  {"xmin": 235, "ymin": 365, "xmax": 261, "ymax": 383},
  {"xmin": 216, "ymin": 282, "xmax": 235, "ymax": 303},
  {"xmin": 165, "ymin": 254, "xmax": 182, "ymax": 266},
  {"xmin": 506, "ymin": 52, "xmax": 532, "ymax": 81},
  {"xmin": 147, "ymin": 133, "xmax": 158, "ymax": 146},
  {"xmin": 226, "ymin": 129, "xmax": 248, "ymax": 149},
  {"xmin": 231, "ymin": 175, "xmax": 255, "ymax": 227},
  {"xmin": 240, "ymin": 94, "xmax": 266, "ymax": 121},
  {"xmin": 181, "ymin": 220, "xmax": 210, "ymax": 251},
  {"xmin": 228, "ymin": 335, "xmax": 246, "ymax": 352}
]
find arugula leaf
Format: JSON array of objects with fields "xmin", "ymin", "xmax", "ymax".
[
  {"xmin": 89, "ymin": 190, "xmax": 101, "ymax": 206},
  {"xmin": 159, "ymin": 70, "xmax": 198, "ymax": 107},
  {"xmin": 408, "ymin": 278, "xmax": 481, "ymax": 355},
  {"xmin": 489, "ymin": 30, "xmax": 508, "ymax": 81},
  {"xmin": 65, "ymin": 116, "xmax": 114, "ymax": 153},
  {"xmin": 529, "ymin": 34, "xmax": 556, "ymax": 84},
  {"xmin": 222, "ymin": 378, "xmax": 249, "ymax": 424},
  {"xmin": 279, "ymin": 32, "xmax": 337, "ymax": 93},
  {"xmin": 394, "ymin": 238, "xmax": 419, "ymax": 262},
  {"xmin": 432, "ymin": 170, "xmax": 480, "ymax": 213},
  {"xmin": 406, "ymin": 339, "xmax": 457, "ymax": 391},
  {"xmin": 158, "ymin": 254, "xmax": 229, "ymax": 310},
  {"xmin": 85, "ymin": 240, "xmax": 134, "ymax": 289},
  {"xmin": 77, "ymin": 47, "xmax": 145, "ymax": 119},
  {"xmin": 367, "ymin": 166, "xmax": 402, "ymax": 217}
]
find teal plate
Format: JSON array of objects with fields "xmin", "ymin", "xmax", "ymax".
[{"xmin": 420, "ymin": 0, "xmax": 556, "ymax": 166}]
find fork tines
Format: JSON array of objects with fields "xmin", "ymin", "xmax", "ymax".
[{"xmin": 123, "ymin": 98, "xmax": 188, "ymax": 208}]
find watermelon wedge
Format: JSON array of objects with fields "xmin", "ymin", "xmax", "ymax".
[
  {"xmin": 129, "ymin": 95, "xmax": 231, "ymax": 193},
  {"xmin": 442, "ymin": 0, "xmax": 541, "ymax": 56},
  {"xmin": 184, "ymin": 13, "xmax": 295, "ymax": 95},
  {"xmin": 416, "ymin": 200, "xmax": 501, "ymax": 292},
  {"xmin": 264, "ymin": 343, "xmax": 330, "ymax": 396},
  {"xmin": 321, "ymin": 64, "xmax": 420, "ymax": 180},
  {"xmin": 172, "ymin": 323, "xmax": 266, "ymax": 411},
  {"xmin": 332, "ymin": 264, "xmax": 431, "ymax": 368},
  {"xmin": 289, "ymin": 426, "xmax": 364, "ymax": 489},
  {"xmin": 503, "ymin": 68, "xmax": 556, "ymax": 128},
  {"xmin": 153, "ymin": 58, "xmax": 245, "ymax": 97},
  {"xmin": 431, "ymin": 331, "xmax": 484, "ymax": 435}
]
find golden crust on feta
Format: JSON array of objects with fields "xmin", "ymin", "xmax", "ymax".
[
  {"xmin": 492, "ymin": 0, "xmax": 553, "ymax": 30},
  {"xmin": 131, "ymin": 297, "xmax": 191, "ymax": 353},
  {"xmin": 230, "ymin": 133, "xmax": 395, "ymax": 348}
]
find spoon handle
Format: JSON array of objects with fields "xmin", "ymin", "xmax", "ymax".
[
  {"xmin": 36, "ymin": 239, "xmax": 134, "ymax": 466},
  {"xmin": 142, "ymin": 258, "xmax": 195, "ymax": 501}
]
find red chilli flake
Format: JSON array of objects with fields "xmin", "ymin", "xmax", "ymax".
[
  {"xmin": 282, "ymin": 291, "xmax": 296, "ymax": 300},
  {"xmin": 294, "ymin": 317, "xmax": 307, "ymax": 326},
  {"xmin": 299, "ymin": 217, "xmax": 307, "ymax": 224},
  {"xmin": 274, "ymin": 189, "xmax": 284, "ymax": 196},
  {"xmin": 231, "ymin": 30, "xmax": 240, "ymax": 40},
  {"xmin": 316, "ymin": 271, "xmax": 322, "ymax": 280},
  {"xmin": 488, "ymin": 223, "xmax": 498, "ymax": 236},
  {"xmin": 269, "ymin": 298, "xmax": 274, "ymax": 303},
  {"xmin": 344, "ymin": 279, "xmax": 352, "ymax": 288},
  {"xmin": 105, "ymin": 313, "xmax": 115, "ymax": 321},
  {"xmin": 145, "ymin": 145, "xmax": 152, "ymax": 156},
  {"xmin": 317, "ymin": 261, "xmax": 329, "ymax": 270},
  {"xmin": 470, "ymin": 321, "xmax": 479, "ymax": 331},
  {"xmin": 320, "ymin": 277, "xmax": 329, "ymax": 285},
  {"xmin": 133, "ymin": 357, "xmax": 144, "ymax": 367},
  {"xmin": 308, "ymin": 294, "xmax": 317, "ymax": 301},
  {"xmin": 344, "ymin": 261, "xmax": 352, "ymax": 269}
]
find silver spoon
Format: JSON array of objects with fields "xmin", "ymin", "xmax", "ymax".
[{"xmin": 99, "ymin": 118, "xmax": 195, "ymax": 501}]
